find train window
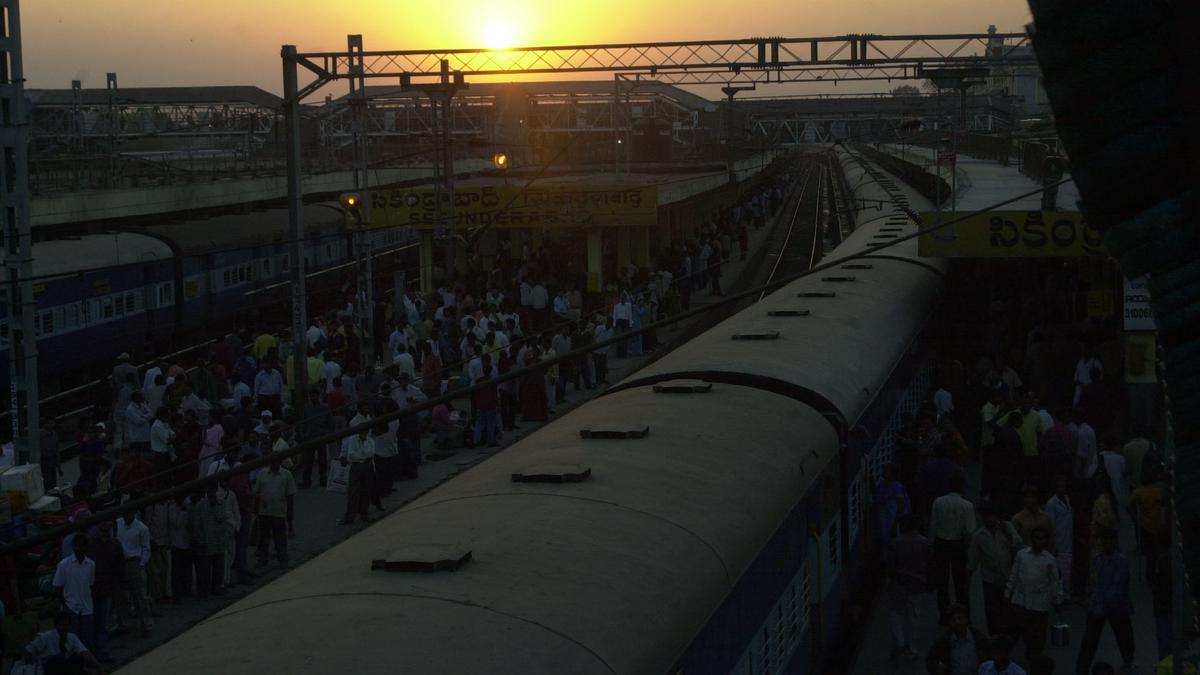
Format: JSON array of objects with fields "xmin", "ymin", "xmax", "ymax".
[
  {"xmin": 39, "ymin": 311, "xmax": 53, "ymax": 336},
  {"xmin": 325, "ymin": 244, "xmax": 333, "ymax": 258},
  {"xmin": 281, "ymin": 254, "xmax": 291, "ymax": 272},
  {"xmin": 125, "ymin": 294, "xmax": 136, "ymax": 314},
  {"xmin": 222, "ymin": 269, "xmax": 232, "ymax": 288},
  {"xmin": 65, "ymin": 303, "xmax": 79, "ymax": 328},
  {"xmin": 102, "ymin": 298, "xmax": 115, "ymax": 320},
  {"xmin": 158, "ymin": 283, "xmax": 174, "ymax": 306},
  {"xmin": 262, "ymin": 258, "xmax": 272, "ymax": 276},
  {"xmin": 0, "ymin": 320, "xmax": 8, "ymax": 348}
]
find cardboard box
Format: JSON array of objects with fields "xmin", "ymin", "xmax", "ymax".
[
  {"xmin": 28, "ymin": 495, "xmax": 61, "ymax": 513},
  {"xmin": 0, "ymin": 464, "xmax": 44, "ymax": 503}
]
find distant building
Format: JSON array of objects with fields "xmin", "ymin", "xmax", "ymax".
[{"xmin": 986, "ymin": 25, "xmax": 1051, "ymax": 119}]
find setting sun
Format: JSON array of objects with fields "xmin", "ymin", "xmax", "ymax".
[{"xmin": 482, "ymin": 18, "xmax": 516, "ymax": 50}]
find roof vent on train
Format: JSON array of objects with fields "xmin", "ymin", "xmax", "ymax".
[
  {"xmin": 821, "ymin": 276, "xmax": 857, "ymax": 282},
  {"xmin": 841, "ymin": 263, "xmax": 873, "ymax": 270},
  {"xmin": 797, "ymin": 291, "xmax": 836, "ymax": 298},
  {"xmin": 371, "ymin": 545, "xmax": 472, "ymax": 573},
  {"xmin": 652, "ymin": 379, "xmax": 713, "ymax": 393},
  {"xmin": 580, "ymin": 424, "xmax": 650, "ymax": 439},
  {"xmin": 511, "ymin": 464, "xmax": 592, "ymax": 483},
  {"xmin": 767, "ymin": 309, "xmax": 811, "ymax": 317},
  {"xmin": 731, "ymin": 330, "xmax": 781, "ymax": 340}
]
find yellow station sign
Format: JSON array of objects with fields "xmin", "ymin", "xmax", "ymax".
[
  {"xmin": 917, "ymin": 210, "xmax": 1104, "ymax": 258},
  {"xmin": 364, "ymin": 184, "xmax": 658, "ymax": 230}
]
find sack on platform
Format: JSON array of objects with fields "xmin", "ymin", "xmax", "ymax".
[{"xmin": 326, "ymin": 460, "xmax": 349, "ymax": 494}]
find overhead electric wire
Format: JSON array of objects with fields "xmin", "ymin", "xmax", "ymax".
[{"xmin": 0, "ymin": 159, "xmax": 1075, "ymax": 556}]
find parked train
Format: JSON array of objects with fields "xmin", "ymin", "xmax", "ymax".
[
  {"xmin": 0, "ymin": 204, "xmax": 416, "ymax": 388},
  {"xmin": 121, "ymin": 147, "xmax": 944, "ymax": 675}
]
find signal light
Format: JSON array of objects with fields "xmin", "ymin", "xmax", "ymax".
[
  {"xmin": 493, "ymin": 153, "xmax": 509, "ymax": 170},
  {"xmin": 339, "ymin": 193, "xmax": 361, "ymax": 210}
]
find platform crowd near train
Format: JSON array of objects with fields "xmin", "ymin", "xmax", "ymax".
[
  {"xmin": 876, "ymin": 347, "xmax": 1170, "ymax": 674},
  {"xmin": 0, "ymin": 171, "xmax": 792, "ymax": 671}
]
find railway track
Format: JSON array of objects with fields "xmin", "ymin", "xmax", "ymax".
[{"xmin": 760, "ymin": 157, "xmax": 828, "ymax": 299}]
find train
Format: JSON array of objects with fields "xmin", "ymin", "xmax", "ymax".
[
  {"xmin": 119, "ymin": 146, "xmax": 945, "ymax": 675},
  {"xmin": 0, "ymin": 204, "xmax": 417, "ymax": 389}
]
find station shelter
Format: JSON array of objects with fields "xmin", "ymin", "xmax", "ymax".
[{"xmin": 358, "ymin": 155, "xmax": 784, "ymax": 297}]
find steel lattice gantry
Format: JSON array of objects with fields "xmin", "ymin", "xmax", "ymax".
[{"xmin": 286, "ymin": 32, "xmax": 1034, "ymax": 99}]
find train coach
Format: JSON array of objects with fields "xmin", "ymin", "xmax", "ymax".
[
  {"xmin": 0, "ymin": 203, "xmax": 416, "ymax": 390},
  {"xmin": 120, "ymin": 147, "xmax": 944, "ymax": 675}
]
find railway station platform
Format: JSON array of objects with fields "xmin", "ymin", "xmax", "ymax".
[
  {"xmin": 16, "ymin": 170, "xmax": 802, "ymax": 671},
  {"xmin": 876, "ymin": 143, "xmax": 1082, "ymax": 212},
  {"xmin": 363, "ymin": 152, "xmax": 784, "ymax": 293}
]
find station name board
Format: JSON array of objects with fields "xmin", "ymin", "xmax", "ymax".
[
  {"xmin": 917, "ymin": 210, "xmax": 1104, "ymax": 258},
  {"xmin": 364, "ymin": 184, "xmax": 658, "ymax": 230}
]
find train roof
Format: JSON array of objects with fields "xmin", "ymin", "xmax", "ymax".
[
  {"xmin": 142, "ymin": 203, "xmax": 348, "ymax": 254},
  {"xmin": 32, "ymin": 232, "xmax": 174, "ymax": 278},
  {"xmin": 615, "ymin": 148, "xmax": 946, "ymax": 430},
  {"xmin": 122, "ymin": 384, "xmax": 838, "ymax": 675}
]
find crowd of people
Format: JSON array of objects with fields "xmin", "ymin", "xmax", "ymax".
[
  {"xmin": 1, "ymin": 161, "xmax": 800, "ymax": 673},
  {"xmin": 872, "ymin": 301, "xmax": 1171, "ymax": 673}
]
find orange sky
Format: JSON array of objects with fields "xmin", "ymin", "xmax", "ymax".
[{"xmin": 22, "ymin": 0, "xmax": 1034, "ymax": 97}]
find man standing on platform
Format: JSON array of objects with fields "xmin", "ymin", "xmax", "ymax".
[
  {"xmin": 340, "ymin": 424, "xmax": 376, "ymax": 525},
  {"xmin": 1005, "ymin": 527, "xmax": 1062, "ymax": 659},
  {"xmin": 927, "ymin": 471, "xmax": 975, "ymax": 620}
]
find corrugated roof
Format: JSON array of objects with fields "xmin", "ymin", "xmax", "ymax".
[{"xmin": 25, "ymin": 86, "xmax": 282, "ymax": 109}]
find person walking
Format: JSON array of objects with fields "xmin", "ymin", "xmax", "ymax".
[
  {"xmin": 968, "ymin": 503, "xmax": 1024, "ymax": 637},
  {"xmin": 167, "ymin": 493, "xmax": 192, "ymax": 600},
  {"xmin": 928, "ymin": 471, "xmax": 975, "ymax": 620},
  {"xmin": 1005, "ymin": 527, "xmax": 1062, "ymax": 659},
  {"xmin": 1075, "ymin": 527, "xmax": 1135, "ymax": 674},
  {"xmin": 1045, "ymin": 477, "xmax": 1074, "ymax": 592}
]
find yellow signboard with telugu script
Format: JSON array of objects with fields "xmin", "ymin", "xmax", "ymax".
[
  {"xmin": 917, "ymin": 210, "xmax": 1104, "ymax": 257},
  {"xmin": 365, "ymin": 184, "xmax": 658, "ymax": 230}
]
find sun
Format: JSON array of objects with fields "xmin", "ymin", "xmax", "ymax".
[{"xmin": 482, "ymin": 19, "xmax": 516, "ymax": 51}]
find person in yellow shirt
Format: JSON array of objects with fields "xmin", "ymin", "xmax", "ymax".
[{"xmin": 253, "ymin": 327, "xmax": 278, "ymax": 361}]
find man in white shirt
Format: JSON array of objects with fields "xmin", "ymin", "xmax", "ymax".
[
  {"xmin": 1005, "ymin": 527, "xmax": 1062, "ymax": 659},
  {"xmin": 52, "ymin": 537, "xmax": 96, "ymax": 648},
  {"xmin": 592, "ymin": 318, "xmax": 613, "ymax": 384},
  {"xmin": 116, "ymin": 512, "xmax": 154, "ymax": 636},
  {"xmin": 125, "ymin": 392, "xmax": 154, "ymax": 454},
  {"xmin": 552, "ymin": 290, "xmax": 570, "ymax": 319},
  {"xmin": 141, "ymin": 362, "xmax": 163, "ymax": 397},
  {"xmin": 253, "ymin": 360, "xmax": 285, "ymax": 416},
  {"xmin": 340, "ymin": 425, "xmax": 376, "ymax": 525},
  {"xmin": 979, "ymin": 389, "xmax": 1003, "ymax": 449},
  {"xmin": 394, "ymin": 344, "xmax": 416, "ymax": 380},
  {"xmin": 927, "ymin": 471, "xmax": 975, "ymax": 620},
  {"xmin": 324, "ymin": 357, "xmax": 343, "ymax": 393},
  {"xmin": 149, "ymin": 408, "xmax": 176, "ymax": 470}
]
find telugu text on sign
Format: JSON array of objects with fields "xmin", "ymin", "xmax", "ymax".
[
  {"xmin": 917, "ymin": 210, "xmax": 1104, "ymax": 258},
  {"xmin": 364, "ymin": 184, "xmax": 658, "ymax": 230}
]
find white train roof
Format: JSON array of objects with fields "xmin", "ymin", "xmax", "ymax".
[{"xmin": 31, "ymin": 232, "xmax": 174, "ymax": 278}]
